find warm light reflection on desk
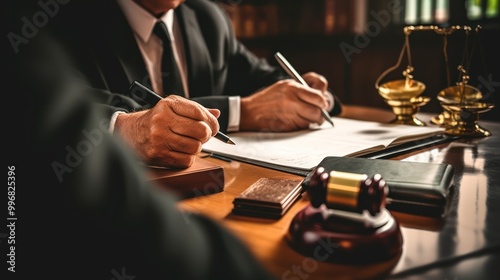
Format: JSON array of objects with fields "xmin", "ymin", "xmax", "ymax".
[
  {"xmin": 457, "ymin": 174, "xmax": 487, "ymax": 250},
  {"xmin": 389, "ymin": 115, "xmax": 500, "ymax": 278}
]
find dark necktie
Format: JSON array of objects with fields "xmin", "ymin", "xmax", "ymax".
[{"xmin": 153, "ymin": 21, "xmax": 185, "ymax": 96}]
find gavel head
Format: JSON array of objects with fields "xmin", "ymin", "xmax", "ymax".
[{"xmin": 302, "ymin": 166, "xmax": 388, "ymax": 216}]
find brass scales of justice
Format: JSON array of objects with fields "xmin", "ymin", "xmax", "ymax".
[{"xmin": 375, "ymin": 24, "xmax": 494, "ymax": 137}]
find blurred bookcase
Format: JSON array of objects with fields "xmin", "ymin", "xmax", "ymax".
[
  {"xmin": 215, "ymin": 0, "xmax": 498, "ymax": 38},
  {"xmin": 216, "ymin": 0, "xmax": 371, "ymax": 38},
  {"xmin": 213, "ymin": 0, "xmax": 499, "ymax": 121}
]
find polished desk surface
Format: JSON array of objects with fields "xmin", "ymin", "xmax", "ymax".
[{"xmin": 179, "ymin": 105, "xmax": 500, "ymax": 280}]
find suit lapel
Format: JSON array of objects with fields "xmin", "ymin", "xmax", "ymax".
[
  {"xmin": 112, "ymin": 4, "xmax": 151, "ymax": 88},
  {"xmin": 99, "ymin": 2, "xmax": 150, "ymax": 94},
  {"xmin": 175, "ymin": 4, "xmax": 214, "ymax": 98},
  {"xmin": 95, "ymin": 2, "xmax": 213, "ymax": 98}
]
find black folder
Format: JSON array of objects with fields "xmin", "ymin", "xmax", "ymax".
[{"xmin": 303, "ymin": 156, "xmax": 455, "ymax": 217}]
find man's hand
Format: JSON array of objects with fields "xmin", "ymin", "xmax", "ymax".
[
  {"xmin": 302, "ymin": 72, "xmax": 335, "ymax": 111},
  {"xmin": 240, "ymin": 72, "xmax": 330, "ymax": 132},
  {"xmin": 114, "ymin": 95, "xmax": 220, "ymax": 168}
]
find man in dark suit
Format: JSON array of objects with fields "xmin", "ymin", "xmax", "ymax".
[
  {"xmin": 50, "ymin": 0, "xmax": 342, "ymax": 167},
  {"xmin": 7, "ymin": 7, "xmax": 277, "ymax": 278}
]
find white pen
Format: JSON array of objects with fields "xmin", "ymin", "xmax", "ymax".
[{"xmin": 274, "ymin": 52, "xmax": 335, "ymax": 127}]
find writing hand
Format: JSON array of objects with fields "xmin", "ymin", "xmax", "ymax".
[
  {"xmin": 115, "ymin": 95, "xmax": 220, "ymax": 168},
  {"xmin": 240, "ymin": 79, "xmax": 329, "ymax": 132},
  {"xmin": 302, "ymin": 72, "xmax": 335, "ymax": 112}
]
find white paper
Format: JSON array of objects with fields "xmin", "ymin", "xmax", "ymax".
[{"xmin": 202, "ymin": 117, "xmax": 445, "ymax": 171}]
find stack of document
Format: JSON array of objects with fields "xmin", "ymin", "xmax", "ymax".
[{"xmin": 203, "ymin": 117, "xmax": 445, "ymax": 175}]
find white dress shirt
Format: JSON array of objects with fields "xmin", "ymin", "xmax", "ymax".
[{"xmin": 111, "ymin": 0, "xmax": 241, "ymax": 132}]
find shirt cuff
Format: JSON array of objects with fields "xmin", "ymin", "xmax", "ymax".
[
  {"xmin": 227, "ymin": 96, "xmax": 241, "ymax": 132},
  {"xmin": 109, "ymin": 111, "xmax": 127, "ymax": 133}
]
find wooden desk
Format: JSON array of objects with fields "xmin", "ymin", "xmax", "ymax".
[{"xmin": 178, "ymin": 105, "xmax": 500, "ymax": 279}]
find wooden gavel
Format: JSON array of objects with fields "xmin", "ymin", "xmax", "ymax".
[{"xmin": 302, "ymin": 166, "xmax": 389, "ymax": 216}]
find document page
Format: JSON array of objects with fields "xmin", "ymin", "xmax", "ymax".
[{"xmin": 202, "ymin": 117, "xmax": 445, "ymax": 171}]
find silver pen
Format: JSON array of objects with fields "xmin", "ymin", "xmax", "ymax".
[{"xmin": 274, "ymin": 52, "xmax": 335, "ymax": 127}]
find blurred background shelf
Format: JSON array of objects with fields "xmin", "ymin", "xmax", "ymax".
[{"xmin": 214, "ymin": 0, "xmax": 500, "ymax": 121}]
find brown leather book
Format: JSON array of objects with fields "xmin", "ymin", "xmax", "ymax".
[
  {"xmin": 233, "ymin": 178, "xmax": 303, "ymax": 219},
  {"xmin": 147, "ymin": 157, "xmax": 224, "ymax": 200}
]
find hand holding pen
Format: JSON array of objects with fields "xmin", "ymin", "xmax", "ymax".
[
  {"xmin": 110, "ymin": 81, "xmax": 234, "ymax": 168},
  {"xmin": 129, "ymin": 81, "xmax": 235, "ymax": 145},
  {"xmin": 275, "ymin": 52, "xmax": 335, "ymax": 127}
]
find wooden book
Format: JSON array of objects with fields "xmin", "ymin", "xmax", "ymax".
[{"xmin": 147, "ymin": 158, "xmax": 224, "ymax": 200}]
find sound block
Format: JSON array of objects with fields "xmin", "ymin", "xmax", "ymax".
[
  {"xmin": 148, "ymin": 157, "xmax": 224, "ymax": 199},
  {"xmin": 287, "ymin": 204, "xmax": 403, "ymax": 264}
]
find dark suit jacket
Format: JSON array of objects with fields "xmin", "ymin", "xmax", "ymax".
[
  {"xmin": 55, "ymin": 0, "xmax": 341, "ymax": 132},
  {"xmin": 8, "ymin": 3, "xmax": 277, "ymax": 278}
]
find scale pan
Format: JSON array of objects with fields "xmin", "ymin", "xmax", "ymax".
[
  {"xmin": 437, "ymin": 85, "xmax": 482, "ymax": 103},
  {"xmin": 378, "ymin": 79, "xmax": 426, "ymax": 100}
]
